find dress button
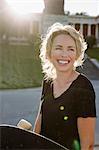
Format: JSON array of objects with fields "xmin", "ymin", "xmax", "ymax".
[
  {"xmin": 63, "ymin": 116, "xmax": 68, "ymax": 121},
  {"xmin": 59, "ymin": 105, "xmax": 65, "ymax": 111}
]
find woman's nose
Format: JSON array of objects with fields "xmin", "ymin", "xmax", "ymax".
[{"xmin": 61, "ymin": 50, "xmax": 68, "ymax": 57}]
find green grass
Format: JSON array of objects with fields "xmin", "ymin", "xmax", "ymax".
[
  {"xmin": 86, "ymin": 47, "xmax": 99, "ymax": 60},
  {"xmin": 0, "ymin": 44, "xmax": 43, "ymax": 89}
]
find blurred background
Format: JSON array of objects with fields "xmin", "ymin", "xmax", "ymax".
[
  {"xmin": 0, "ymin": 0, "xmax": 99, "ymax": 148},
  {"xmin": 0, "ymin": 0, "xmax": 99, "ymax": 89}
]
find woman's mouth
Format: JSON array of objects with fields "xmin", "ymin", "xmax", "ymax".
[{"xmin": 57, "ymin": 60, "xmax": 70, "ymax": 64}]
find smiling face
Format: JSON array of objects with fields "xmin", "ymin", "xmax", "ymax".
[{"xmin": 50, "ymin": 34, "xmax": 77, "ymax": 73}]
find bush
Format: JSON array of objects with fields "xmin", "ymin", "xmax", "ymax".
[{"xmin": 85, "ymin": 36, "xmax": 96, "ymax": 48}]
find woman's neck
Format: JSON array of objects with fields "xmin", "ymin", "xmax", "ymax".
[{"xmin": 55, "ymin": 70, "xmax": 79, "ymax": 85}]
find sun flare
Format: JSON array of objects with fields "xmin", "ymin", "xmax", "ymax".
[{"xmin": 6, "ymin": 0, "xmax": 44, "ymax": 15}]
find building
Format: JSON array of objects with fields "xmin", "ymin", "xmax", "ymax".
[
  {"xmin": 29, "ymin": 13, "xmax": 99, "ymax": 46},
  {"xmin": 0, "ymin": 9, "xmax": 99, "ymax": 46},
  {"xmin": 0, "ymin": 0, "xmax": 99, "ymax": 46}
]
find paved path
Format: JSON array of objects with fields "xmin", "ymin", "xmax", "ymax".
[
  {"xmin": 0, "ymin": 88, "xmax": 41, "ymax": 126},
  {"xmin": 0, "ymin": 80, "xmax": 99, "ymax": 148},
  {"xmin": 91, "ymin": 80, "xmax": 99, "ymax": 146}
]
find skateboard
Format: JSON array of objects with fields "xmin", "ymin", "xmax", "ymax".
[{"xmin": 0, "ymin": 124, "xmax": 68, "ymax": 149}]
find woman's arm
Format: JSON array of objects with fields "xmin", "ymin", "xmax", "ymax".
[
  {"xmin": 33, "ymin": 97, "xmax": 43, "ymax": 134},
  {"xmin": 77, "ymin": 117, "xmax": 96, "ymax": 150},
  {"xmin": 33, "ymin": 113, "xmax": 42, "ymax": 134}
]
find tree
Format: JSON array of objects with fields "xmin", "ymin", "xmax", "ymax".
[{"xmin": 85, "ymin": 36, "xmax": 96, "ymax": 48}]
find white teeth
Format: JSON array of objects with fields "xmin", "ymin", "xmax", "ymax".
[{"xmin": 58, "ymin": 60, "xmax": 69, "ymax": 64}]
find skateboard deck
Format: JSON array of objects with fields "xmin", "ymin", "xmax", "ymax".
[{"xmin": 0, "ymin": 124, "xmax": 68, "ymax": 149}]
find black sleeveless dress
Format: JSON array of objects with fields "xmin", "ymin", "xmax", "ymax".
[{"xmin": 40, "ymin": 74, "xmax": 96, "ymax": 150}]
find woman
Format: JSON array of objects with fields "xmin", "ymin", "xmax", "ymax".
[{"xmin": 33, "ymin": 23, "xmax": 96, "ymax": 150}]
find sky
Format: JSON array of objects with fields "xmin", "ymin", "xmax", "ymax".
[
  {"xmin": 65, "ymin": 0, "xmax": 99, "ymax": 16},
  {"xmin": 6, "ymin": 0, "xmax": 99, "ymax": 16}
]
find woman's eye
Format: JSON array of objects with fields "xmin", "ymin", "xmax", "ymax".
[
  {"xmin": 69, "ymin": 49, "xmax": 75, "ymax": 51},
  {"xmin": 55, "ymin": 48, "xmax": 61, "ymax": 50}
]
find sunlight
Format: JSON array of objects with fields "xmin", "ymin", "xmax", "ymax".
[{"xmin": 6, "ymin": 0, "xmax": 44, "ymax": 15}]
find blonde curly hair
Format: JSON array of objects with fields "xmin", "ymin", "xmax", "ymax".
[{"xmin": 40, "ymin": 23, "xmax": 87, "ymax": 80}]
